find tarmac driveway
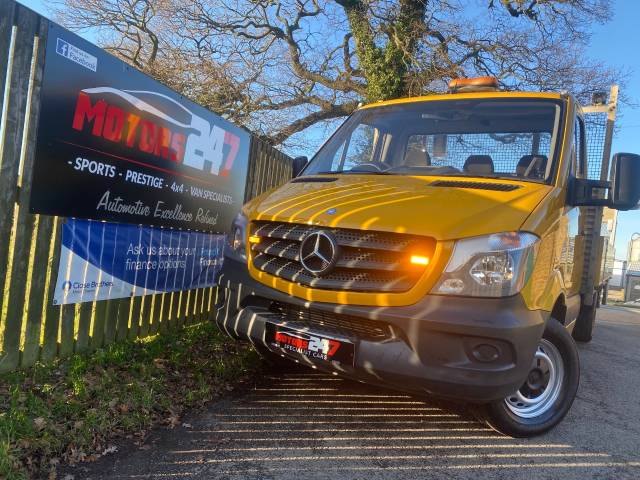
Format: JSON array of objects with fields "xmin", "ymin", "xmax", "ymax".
[{"xmin": 68, "ymin": 306, "xmax": 640, "ymax": 479}]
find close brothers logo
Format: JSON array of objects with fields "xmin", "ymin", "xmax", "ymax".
[
  {"xmin": 71, "ymin": 87, "xmax": 240, "ymax": 177},
  {"xmin": 62, "ymin": 280, "xmax": 114, "ymax": 292}
]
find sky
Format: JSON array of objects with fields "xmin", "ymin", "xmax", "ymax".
[
  {"xmin": 19, "ymin": 0, "xmax": 640, "ymax": 260},
  {"xmin": 586, "ymin": 0, "xmax": 640, "ymax": 260}
]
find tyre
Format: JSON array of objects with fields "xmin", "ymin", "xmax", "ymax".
[
  {"xmin": 572, "ymin": 293, "xmax": 597, "ymax": 343},
  {"xmin": 253, "ymin": 344, "xmax": 295, "ymax": 368},
  {"xmin": 480, "ymin": 318, "xmax": 580, "ymax": 437}
]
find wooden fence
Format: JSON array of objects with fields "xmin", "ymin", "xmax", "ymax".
[{"xmin": 0, "ymin": 1, "xmax": 292, "ymax": 373}]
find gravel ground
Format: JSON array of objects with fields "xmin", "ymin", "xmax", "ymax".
[{"xmin": 66, "ymin": 305, "xmax": 640, "ymax": 480}]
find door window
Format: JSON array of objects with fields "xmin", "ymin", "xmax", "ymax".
[{"xmin": 573, "ymin": 117, "xmax": 587, "ymax": 178}]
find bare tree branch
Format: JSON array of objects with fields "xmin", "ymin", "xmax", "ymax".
[{"xmin": 49, "ymin": 0, "xmax": 622, "ymax": 151}]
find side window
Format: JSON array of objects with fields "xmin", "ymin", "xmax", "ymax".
[
  {"xmin": 573, "ymin": 117, "xmax": 587, "ymax": 178},
  {"xmin": 341, "ymin": 124, "xmax": 377, "ymax": 170}
]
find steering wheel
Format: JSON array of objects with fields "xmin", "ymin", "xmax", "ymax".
[{"xmin": 349, "ymin": 163, "xmax": 386, "ymax": 173}]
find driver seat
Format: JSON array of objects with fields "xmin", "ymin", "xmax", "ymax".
[
  {"xmin": 517, "ymin": 155, "xmax": 548, "ymax": 178},
  {"xmin": 404, "ymin": 147, "xmax": 431, "ymax": 166},
  {"xmin": 463, "ymin": 155, "xmax": 494, "ymax": 174}
]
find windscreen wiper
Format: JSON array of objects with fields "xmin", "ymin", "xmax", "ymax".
[{"xmin": 314, "ymin": 170, "xmax": 391, "ymax": 175}]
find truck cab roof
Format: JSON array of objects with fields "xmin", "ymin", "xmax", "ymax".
[{"xmin": 359, "ymin": 91, "xmax": 569, "ymax": 111}]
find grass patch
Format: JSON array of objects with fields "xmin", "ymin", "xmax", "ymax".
[{"xmin": 0, "ymin": 322, "xmax": 259, "ymax": 479}]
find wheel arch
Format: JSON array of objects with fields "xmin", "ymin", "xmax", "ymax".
[
  {"xmin": 550, "ymin": 294, "xmax": 568, "ymax": 325},
  {"xmin": 523, "ymin": 267, "xmax": 565, "ymax": 313}
]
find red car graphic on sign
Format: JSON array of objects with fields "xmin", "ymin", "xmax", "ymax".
[{"xmin": 72, "ymin": 87, "xmax": 240, "ymax": 177}]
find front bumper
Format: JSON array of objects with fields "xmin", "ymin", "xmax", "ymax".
[{"xmin": 216, "ymin": 254, "xmax": 548, "ymax": 403}]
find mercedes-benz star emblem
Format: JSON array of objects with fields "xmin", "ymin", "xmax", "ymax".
[{"xmin": 299, "ymin": 230, "xmax": 339, "ymax": 276}]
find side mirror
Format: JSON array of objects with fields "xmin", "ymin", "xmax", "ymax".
[
  {"xmin": 292, "ymin": 156, "xmax": 308, "ymax": 178},
  {"xmin": 567, "ymin": 177, "xmax": 609, "ymax": 207},
  {"xmin": 609, "ymin": 153, "xmax": 640, "ymax": 210}
]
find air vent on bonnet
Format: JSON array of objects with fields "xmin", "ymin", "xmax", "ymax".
[
  {"xmin": 291, "ymin": 177, "xmax": 338, "ymax": 183},
  {"xmin": 430, "ymin": 180, "xmax": 521, "ymax": 192}
]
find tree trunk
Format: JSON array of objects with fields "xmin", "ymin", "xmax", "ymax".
[{"xmin": 339, "ymin": 0, "xmax": 427, "ymax": 102}]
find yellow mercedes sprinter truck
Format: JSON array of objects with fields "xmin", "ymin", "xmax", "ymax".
[{"xmin": 216, "ymin": 77, "xmax": 640, "ymax": 437}]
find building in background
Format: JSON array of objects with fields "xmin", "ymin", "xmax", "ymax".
[
  {"xmin": 625, "ymin": 263, "xmax": 640, "ymax": 303},
  {"xmin": 629, "ymin": 233, "xmax": 640, "ymax": 264},
  {"xmin": 623, "ymin": 233, "xmax": 640, "ymax": 303},
  {"xmin": 601, "ymin": 208, "xmax": 618, "ymax": 281},
  {"xmin": 611, "ymin": 259, "xmax": 627, "ymax": 289}
]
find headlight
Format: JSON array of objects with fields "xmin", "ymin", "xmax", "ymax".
[
  {"xmin": 432, "ymin": 232, "xmax": 539, "ymax": 297},
  {"xmin": 228, "ymin": 212, "xmax": 248, "ymax": 259}
]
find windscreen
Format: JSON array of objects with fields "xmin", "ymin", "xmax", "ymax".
[{"xmin": 304, "ymin": 98, "xmax": 564, "ymax": 183}]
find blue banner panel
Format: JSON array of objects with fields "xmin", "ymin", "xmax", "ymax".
[{"xmin": 54, "ymin": 219, "xmax": 225, "ymax": 305}]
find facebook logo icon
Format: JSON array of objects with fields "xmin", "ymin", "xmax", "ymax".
[
  {"xmin": 56, "ymin": 38, "xmax": 69, "ymax": 57},
  {"xmin": 54, "ymin": 37, "xmax": 97, "ymax": 72}
]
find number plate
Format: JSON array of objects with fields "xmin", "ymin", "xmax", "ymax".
[{"xmin": 265, "ymin": 324, "xmax": 355, "ymax": 365}]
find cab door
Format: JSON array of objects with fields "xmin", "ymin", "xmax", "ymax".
[{"xmin": 560, "ymin": 114, "xmax": 587, "ymax": 320}]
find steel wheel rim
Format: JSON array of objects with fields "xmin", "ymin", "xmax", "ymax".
[{"xmin": 504, "ymin": 338, "xmax": 564, "ymax": 419}]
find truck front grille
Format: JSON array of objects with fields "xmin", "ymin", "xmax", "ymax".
[{"xmin": 250, "ymin": 221, "xmax": 435, "ymax": 293}]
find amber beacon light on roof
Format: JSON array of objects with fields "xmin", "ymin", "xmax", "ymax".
[{"xmin": 448, "ymin": 76, "xmax": 500, "ymax": 93}]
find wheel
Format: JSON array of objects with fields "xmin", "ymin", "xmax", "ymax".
[
  {"xmin": 572, "ymin": 293, "xmax": 597, "ymax": 342},
  {"xmin": 480, "ymin": 318, "xmax": 579, "ymax": 437},
  {"xmin": 253, "ymin": 344, "xmax": 295, "ymax": 368}
]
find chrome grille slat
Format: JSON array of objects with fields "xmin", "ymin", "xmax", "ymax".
[
  {"xmin": 332, "ymin": 230, "xmax": 413, "ymax": 252},
  {"xmin": 254, "ymin": 239, "xmax": 300, "ymax": 261},
  {"xmin": 250, "ymin": 221, "xmax": 434, "ymax": 293},
  {"xmin": 253, "ymin": 223, "xmax": 308, "ymax": 242}
]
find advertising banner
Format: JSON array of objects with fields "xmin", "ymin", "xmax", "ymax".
[
  {"xmin": 54, "ymin": 219, "xmax": 225, "ymax": 305},
  {"xmin": 30, "ymin": 23, "xmax": 251, "ymax": 232}
]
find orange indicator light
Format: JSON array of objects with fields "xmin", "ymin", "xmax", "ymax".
[
  {"xmin": 410, "ymin": 255, "xmax": 430, "ymax": 266},
  {"xmin": 248, "ymin": 235, "xmax": 261, "ymax": 244}
]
